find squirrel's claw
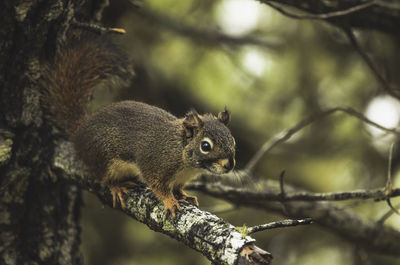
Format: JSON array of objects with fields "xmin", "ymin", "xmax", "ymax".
[
  {"xmin": 176, "ymin": 188, "xmax": 199, "ymax": 207},
  {"xmin": 110, "ymin": 185, "xmax": 127, "ymax": 209},
  {"xmin": 179, "ymin": 195, "xmax": 199, "ymax": 207},
  {"xmin": 109, "ymin": 182, "xmax": 135, "ymax": 209},
  {"xmin": 162, "ymin": 197, "xmax": 182, "ymax": 219}
]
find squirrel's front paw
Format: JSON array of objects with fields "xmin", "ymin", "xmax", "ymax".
[
  {"xmin": 179, "ymin": 195, "xmax": 199, "ymax": 207},
  {"xmin": 162, "ymin": 197, "xmax": 182, "ymax": 219}
]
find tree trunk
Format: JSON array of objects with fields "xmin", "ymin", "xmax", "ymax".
[{"xmin": 0, "ymin": 1, "xmax": 84, "ymax": 264}]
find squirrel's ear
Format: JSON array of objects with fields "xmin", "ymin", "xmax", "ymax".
[
  {"xmin": 218, "ymin": 107, "xmax": 230, "ymax": 126},
  {"xmin": 183, "ymin": 109, "xmax": 203, "ymax": 138}
]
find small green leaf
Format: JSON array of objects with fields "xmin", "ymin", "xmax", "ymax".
[{"xmin": 235, "ymin": 224, "xmax": 249, "ymax": 238}]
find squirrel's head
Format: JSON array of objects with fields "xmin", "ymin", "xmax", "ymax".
[{"xmin": 182, "ymin": 108, "xmax": 236, "ymax": 174}]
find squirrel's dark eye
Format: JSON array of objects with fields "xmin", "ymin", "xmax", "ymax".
[
  {"xmin": 201, "ymin": 141, "xmax": 211, "ymax": 152},
  {"xmin": 200, "ymin": 137, "xmax": 213, "ymax": 154}
]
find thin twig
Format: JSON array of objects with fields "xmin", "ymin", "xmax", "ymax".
[
  {"xmin": 344, "ymin": 28, "xmax": 400, "ymax": 99},
  {"xmin": 247, "ymin": 218, "xmax": 313, "ymax": 234},
  {"xmin": 279, "ymin": 170, "xmax": 286, "ymax": 199},
  {"xmin": 384, "ymin": 143, "xmax": 400, "ymax": 215},
  {"xmin": 374, "ymin": 0, "xmax": 400, "ymax": 9},
  {"xmin": 386, "ymin": 142, "xmax": 394, "ymax": 192},
  {"xmin": 279, "ymin": 170, "xmax": 290, "ymax": 215},
  {"xmin": 262, "ymin": 0, "xmax": 376, "ymax": 20},
  {"xmin": 385, "ymin": 199, "xmax": 400, "ymax": 215},
  {"xmin": 378, "ymin": 203, "xmax": 400, "ymax": 224},
  {"xmin": 72, "ymin": 20, "xmax": 126, "ymax": 35},
  {"xmin": 92, "ymin": 0, "xmax": 111, "ymax": 22},
  {"xmin": 245, "ymin": 107, "xmax": 400, "ymax": 173},
  {"xmin": 277, "ymin": 188, "xmax": 400, "ymax": 201},
  {"xmin": 262, "ymin": 1, "xmax": 399, "ymax": 98}
]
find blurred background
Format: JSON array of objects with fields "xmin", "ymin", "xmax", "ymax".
[{"xmin": 80, "ymin": 0, "xmax": 400, "ymax": 264}]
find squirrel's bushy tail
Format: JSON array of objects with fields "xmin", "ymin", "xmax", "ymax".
[{"xmin": 41, "ymin": 30, "xmax": 132, "ymax": 135}]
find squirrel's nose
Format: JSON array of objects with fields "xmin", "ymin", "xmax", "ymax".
[
  {"xmin": 220, "ymin": 156, "xmax": 235, "ymax": 172},
  {"xmin": 230, "ymin": 156, "xmax": 236, "ymax": 169}
]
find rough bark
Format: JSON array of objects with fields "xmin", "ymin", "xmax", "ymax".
[{"xmin": 0, "ymin": 0, "xmax": 84, "ymax": 264}]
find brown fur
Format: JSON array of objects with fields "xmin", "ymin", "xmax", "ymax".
[
  {"xmin": 41, "ymin": 30, "xmax": 236, "ymax": 217},
  {"xmin": 41, "ymin": 29, "xmax": 131, "ymax": 135},
  {"xmin": 73, "ymin": 101, "xmax": 236, "ymax": 216}
]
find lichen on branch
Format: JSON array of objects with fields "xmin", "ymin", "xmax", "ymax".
[{"xmin": 53, "ymin": 140, "xmax": 271, "ymax": 265}]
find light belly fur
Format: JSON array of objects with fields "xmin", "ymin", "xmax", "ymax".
[
  {"xmin": 107, "ymin": 159, "xmax": 204, "ymax": 188},
  {"xmin": 107, "ymin": 159, "xmax": 142, "ymax": 181},
  {"xmin": 171, "ymin": 167, "xmax": 205, "ymax": 188}
]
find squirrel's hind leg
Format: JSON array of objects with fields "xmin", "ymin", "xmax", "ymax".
[
  {"xmin": 104, "ymin": 158, "xmax": 140, "ymax": 208},
  {"xmin": 108, "ymin": 181, "xmax": 136, "ymax": 209}
]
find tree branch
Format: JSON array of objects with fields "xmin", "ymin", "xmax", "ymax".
[
  {"xmin": 262, "ymin": 0, "xmax": 376, "ymax": 20},
  {"xmin": 187, "ymin": 179, "xmax": 400, "ymax": 256},
  {"xmin": 257, "ymin": 0, "xmax": 400, "ymax": 98},
  {"xmin": 245, "ymin": 106, "xmax": 400, "ymax": 174},
  {"xmin": 247, "ymin": 218, "xmax": 313, "ymax": 234},
  {"xmin": 72, "ymin": 20, "xmax": 127, "ymax": 35},
  {"xmin": 189, "ymin": 178, "xmax": 400, "ymax": 202},
  {"xmin": 52, "ymin": 141, "xmax": 272, "ymax": 265},
  {"xmin": 257, "ymin": 0, "xmax": 400, "ymax": 36},
  {"xmin": 343, "ymin": 28, "xmax": 400, "ymax": 99}
]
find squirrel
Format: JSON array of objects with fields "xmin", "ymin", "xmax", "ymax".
[{"xmin": 41, "ymin": 29, "xmax": 236, "ymax": 218}]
